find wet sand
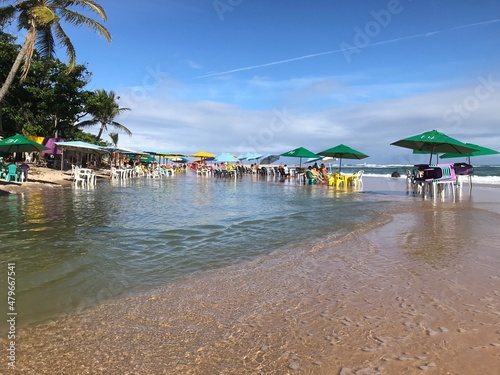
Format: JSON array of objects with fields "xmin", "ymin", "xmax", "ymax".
[{"xmin": 3, "ymin": 177, "xmax": 500, "ymax": 374}]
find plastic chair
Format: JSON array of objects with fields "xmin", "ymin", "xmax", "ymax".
[
  {"xmin": 4, "ymin": 164, "xmax": 20, "ymax": 182},
  {"xmin": 305, "ymin": 170, "xmax": 317, "ymax": 184},
  {"xmin": 19, "ymin": 164, "xmax": 30, "ymax": 182},
  {"xmin": 110, "ymin": 167, "xmax": 119, "ymax": 179},
  {"xmin": 328, "ymin": 172, "xmax": 345, "ymax": 188},
  {"xmin": 432, "ymin": 165, "xmax": 456, "ymax": 199},
  {"xmin": 349, "ymin": 170, "xmax": 364, "ymax": 187},
  {"xmin": 72, "ymin": 167, "xmax": 86, "ymax": 186},
  {"xmin": 417, "ymin": 164, "xmax": 456, "ymax": 199}
]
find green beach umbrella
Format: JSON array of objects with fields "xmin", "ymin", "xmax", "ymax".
[
  {"xmin": 439, "ymin": 143, "xmax": 500, "ymax": 163},
  {"xmin": 390, "ymin": 129, "xmax": 478, "ymax": 164},
  {"xmin": 318, "ymin": 144, "xmax": 368, "ymax": 173},
  {"xmin": 0, "ymin": 134, "xmax": 49, "ymax": 154},
  {"xmin": 280, "ymin": 146, "xmax": 319, "ymax": 168}
]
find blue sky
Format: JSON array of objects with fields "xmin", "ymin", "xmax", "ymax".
[{"xmin": 59, "ymin": 0, "xmax": 500, "ymax": 163}]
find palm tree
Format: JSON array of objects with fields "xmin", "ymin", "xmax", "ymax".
[
  {"xmin": 109, "ymin": 132, "xmax": 119, "ymax": 147},
  {"xmin": 0, "ymin": 0, "xmax": 111, "ymax": 103},
  {"xmin": 78, "ymin": 89, "xmax": 131, "ymax": 143},
  {"xmin": 108, "ymin": 132, "xmax": 118, "ymax": 166}
]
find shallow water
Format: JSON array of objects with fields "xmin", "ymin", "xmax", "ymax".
[
  {"xmin": 0, "ymin": 173, "xmax": 390, "ymax": 326},
  {"xmin": 1, "ymin": 174, "xmax": 499, "ymax": 374}
]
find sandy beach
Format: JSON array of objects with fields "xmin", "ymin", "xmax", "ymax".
[
  {"xmin": 0, "ymin": 166, "xmax": 110, "ymax": 195},
  {"xmin": 0, "ymin": 174, "xmax": 498, "ymax": 374}
]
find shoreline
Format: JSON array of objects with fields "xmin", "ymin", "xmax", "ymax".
[{"xmin": 0, "ymin": 166, "xmax": 110, "ymax": 195}]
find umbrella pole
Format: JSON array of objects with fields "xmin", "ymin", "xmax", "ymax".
[
  {"xmin": 467, "ymin": 156, "xmax": 473, "ymax": 194},
  {"xmin": 339, "ymin": 157, "xmax": 342, "ymax": 173}
]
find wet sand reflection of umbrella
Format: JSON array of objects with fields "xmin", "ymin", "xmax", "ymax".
[
  {"xmin": 280, "ymin": 147, "xmax": 319, "ymax": 168},
  {"xmin": 318, "ymin": 144, "xmax": 368, "ymax": 173},
  {"xmin": 390, "ymin": 129, "xmax": 478, "ymax": 164}
]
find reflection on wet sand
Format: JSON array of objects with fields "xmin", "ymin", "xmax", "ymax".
[{"xmin": 8, "ymin": 197, "xmax": 500, "ymax": 374}]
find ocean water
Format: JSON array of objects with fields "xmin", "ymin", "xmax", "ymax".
[
  {"xmin": 0, "ymin": 173, "xmax": 398, "ymax": 326},
  {"xmin": 2, "ymin": 172, "xmax": 500, "ymax": 374},
  {"xmin": 322, "ymin": 163, "xmax": 500, "ymax": 184}
]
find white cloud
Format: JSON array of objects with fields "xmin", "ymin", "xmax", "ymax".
[{"xmin": 106, "ymin": 75, "xmax": 500, "ymax": 164}]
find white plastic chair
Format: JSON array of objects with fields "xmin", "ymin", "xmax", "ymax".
[
  {"xmin": 350, "ymin": 170, "xmax": 364, "ymax": 187},
  {"xmin": 110, "ymin": 167, "xmax": 119, "ymax": 179},
  {"xmin": 72, "ymin": 167, "xmax": 86, "ymax": 186}
]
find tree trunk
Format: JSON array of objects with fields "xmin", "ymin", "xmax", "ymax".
[
  {"xmin": 95, "ymin": 122, "xmax": 106, "ymax": 144},
  {"xmin": 0, "ymin": 102, "xmax": 3, "ymax": 135},
  {"xmin": 53, "ymin": 115, "xmax": 59, "ymax": 138},
  {"xmin": 0, "ymin": 37, "xmax": 31, "ymax": 103}
]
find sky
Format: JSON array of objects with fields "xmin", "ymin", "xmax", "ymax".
[{"xmin": 51, "ymin": 1, "xmax": 500, "ymax": 164}]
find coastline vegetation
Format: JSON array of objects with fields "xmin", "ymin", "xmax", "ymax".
[{"xmin": 0, "ymin": 1, "xmax": 129, "ymax": 146}]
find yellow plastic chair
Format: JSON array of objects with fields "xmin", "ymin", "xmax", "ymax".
[
  {"xmin": 329, "ymin": 172, "xmax": 345, "ymax": 188},
  {"xmin": 328, "ymin": 175, "xmax": 335, "ymax": 186}
]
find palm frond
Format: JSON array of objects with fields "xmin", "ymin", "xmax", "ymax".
[
  {"xmin": 20, "ymin": 27, "xmax": 37, "ymax": 80},
  {"xmin": 36, "ymin": 26, "xmax": 56, "ymax": 58},
  {"xmin": 108, "ymin": 132, "xmax": 119, "ymax": 146},
  {"xmin": 59, "ymin": 8, "xmax": 111, "ymax": 42},
  {"xmin": 0, "ymin": 5, "xmax": 17, "ymax": 27},
  {"xmin": 53, "ymin": 23, "xmax": 76, "ymax": 71},
  {"xmin": 66, "ymin": 0, "xmax": 108, "ymax": 21},
  {"xmin": 110, "ymin": 121, "xmax": 132, "ymax": 136},
  {"xmin": 77, "ymin": 119, "xmax": 100, "ymax": 127}
]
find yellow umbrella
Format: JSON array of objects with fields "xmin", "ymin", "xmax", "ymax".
[{"xmin": 190, "ymin": 151, "xmax": 216, "ymax": 158}]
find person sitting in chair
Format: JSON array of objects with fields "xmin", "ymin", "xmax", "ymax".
[
  {"xmin": 305, "ymin": 167, "xmax": 316, "ymax": 184},
  {"xmin": 311, "ymin": 166, "xmax": 325, "ymax": 184},
  {"xmin": 320, "ymin": 163, "xmax": 328, "ymax": 182}
]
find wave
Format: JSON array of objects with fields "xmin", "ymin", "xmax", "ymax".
[
  {"xmin": 335, "ymin": 163, "xmax": 500, "ymax": 169},
  {"xmin": 364, "ymin": 173, "xmax": 500, "ymax": 185}
]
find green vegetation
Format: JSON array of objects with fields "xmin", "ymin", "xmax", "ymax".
[
  {"xmin": 0, "ymin": 0, "xmax": 111, "ymax": 102},
  {"xmin": 78, "ymin": 89, "xmax": 131, "ymax": 143},
  {"xmin": 0, "ymin": 1, "xmax": 130, "ymax": 145}
]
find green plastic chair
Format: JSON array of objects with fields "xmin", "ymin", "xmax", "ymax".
[
  {"xmin": 4, "ymin": 164, "xmax": 20, "ymax": 182},
  {"xmin": 305, "ymin": 170, "xmax": 317, "ymax": 184}
]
